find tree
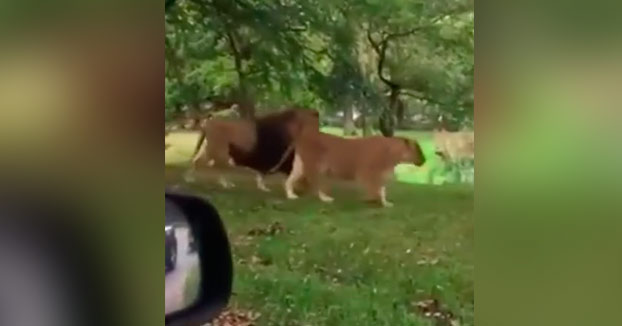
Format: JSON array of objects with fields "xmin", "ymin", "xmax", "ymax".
[
  {"xmin": 165, "ymin": 0, "xmax": 473, "ymax": 132},
  {"xmin": 360, "ymin": 0, "xmax": 472, "ymax": 135}
]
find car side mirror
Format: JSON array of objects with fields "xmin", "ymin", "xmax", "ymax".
[{"xmin": 165, "ymin": 191, "xmax": 232, "ymax": 326}]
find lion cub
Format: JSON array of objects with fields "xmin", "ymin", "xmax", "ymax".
[{"xmin": 281, "ymin": 131, "xmax": 426, "ymax": 207}]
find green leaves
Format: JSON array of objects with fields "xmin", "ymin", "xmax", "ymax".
[{"xmin": 165, "ymin": 0, "xmax": 473, "ymax": 128}]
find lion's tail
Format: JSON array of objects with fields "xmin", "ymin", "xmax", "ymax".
[
  {"xmin": 268, "ymin": 144, "xmax": 295, "ymax": 174},
  {"xmin": 192, "ymin": 128, "xmax": 207, "ymax": 158},
  {"xmin": 191, "ymin": 114, "xmax": 215, "ymax": 158}
]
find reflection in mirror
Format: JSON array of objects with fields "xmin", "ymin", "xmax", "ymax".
[{"xmin": 165, "ymin": 199, "xmax": 200, "ymax": 315}]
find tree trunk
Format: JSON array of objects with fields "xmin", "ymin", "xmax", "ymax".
[
  {"xmin": 396, "ymin": 98, "xmax": 405, "ymax": 128},
  {"xmin": 233, "ymin": 63, "xmax": 256, "ymax": 119},
  {"xmin": 235, "ymin": 87, "xmax": 256, "ymax": 119},
  {"xmin": 343, "ymin": 104, "xmax": 357, "ymax": 136},
  {"xmin": 226, "ymin": 28, "xmax": 255, "ymax": 119},
  {"xmin": 378, "ymin": 112, "xmax": 393, "ymax": 136},
  {"xmin": 237, "ymin": 100, "xmax": 255, "ymax": 119},
  {"xmin": 379, "ymin": 87, "xmax": 399, "ymax": 137},
  {"xmin": 361, "ymin": 115, "xmax": 373, "ymax": 136}
]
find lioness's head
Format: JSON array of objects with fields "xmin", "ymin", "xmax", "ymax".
[
  {"xmin": 397, "ymin": 137, "xmax": 426, "ymax": 166},
  {"xmin": 181, "ymin": 112, "xmax": 212, "ymax": 130},
  {"xmin": 283, "ymin": 108, "xmax": 320, "ymax": 138},
  {"xmin": 433, "ymin": 129, "xmax": 450, "ymax": 160}
]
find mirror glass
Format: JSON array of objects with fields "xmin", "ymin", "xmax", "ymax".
[{"xmin": 165, "ymin": 199, "xmax": 201, "ymax": 315}]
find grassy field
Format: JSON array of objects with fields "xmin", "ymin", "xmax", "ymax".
[{"xmin": 165, "ymin": 130, "xmax": 474, "ymax": 326}]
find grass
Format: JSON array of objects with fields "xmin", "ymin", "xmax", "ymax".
[
  {"xmin": 184, "ymin": 265, "xmax": 201, "ymax": 306},
  {"xmin": 165, "ymin": 128, "xmax": 474, "ymax": 326}
]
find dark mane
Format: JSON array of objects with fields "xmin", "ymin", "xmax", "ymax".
[{"xmin": 228, "ymin": 108, "xmax": 316, "ymax": 174}]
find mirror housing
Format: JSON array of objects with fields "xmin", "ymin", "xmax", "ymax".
[{"xmin": 165, "ymin": 191, "xmax": 232, "ymax": 326}]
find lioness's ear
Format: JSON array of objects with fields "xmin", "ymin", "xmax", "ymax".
[
  {"xmin": 199, "ymin": 117, "xmax": 211, "ymax": 128},
  {"xmin": 401, "ymin": 137, "xmax": 414, "ymax": 148}
]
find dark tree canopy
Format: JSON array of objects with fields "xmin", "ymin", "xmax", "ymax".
[{"xmin": 165, "ymin": 0, "xmax": 473, "ymax": 133}]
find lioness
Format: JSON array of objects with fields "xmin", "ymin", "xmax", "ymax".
[
  {"xmin": 273, "ymin": 129, "xmax": 426, "ymax": 207},
  {"xmin": 187, "ymin": 108, "xmax": 319, "ymax": 190},
  {"xmin": 432, "ymin": 128, "xmax": 474, "ymax": 183},
  {"xmin": 433, "ymin": 129, "xmax": 474, "ymax": 161},
  {"xmin": 186, "ymin": 117, "xmax": 257, "ymax": 188}
]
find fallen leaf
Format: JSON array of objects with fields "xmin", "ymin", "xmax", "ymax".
[
  {"xmin": 207, "ymin": 308, "xmax": 261, "ymax": 326},
  {"xmin": 412, "ymin": 298, "xmax": 458, "ymax": 326}
]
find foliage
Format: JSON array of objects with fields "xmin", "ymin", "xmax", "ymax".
[{"xmin": 165, "ymin": 0, "xmax": 474, "ymax": 131}]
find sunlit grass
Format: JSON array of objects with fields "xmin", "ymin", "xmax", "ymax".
[{"xmin": 165, "ymin": 131, "xmax": 201, "ymax": 166}]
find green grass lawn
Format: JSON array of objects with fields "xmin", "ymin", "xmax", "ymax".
[{"xmin": 165, "ymin": 130, "xmax": 474, "ymax": 326}]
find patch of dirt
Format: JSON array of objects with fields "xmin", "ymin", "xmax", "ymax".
[
  {"xmin": 247, "ymin": 221, "xmax": 285, "ymax": 237},
  {"xmin": 250, "ymin": 255, "xmax": 272, "ymax": 266},
  {"xmin": 206, "ymin": 308, "xmax": 261, "ymax": 326},
  {"xmin": 412, "ymin": 298, "xmax": 459, "ymax": 326}
]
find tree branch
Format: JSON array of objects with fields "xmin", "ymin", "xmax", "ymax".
[
  {"xmin": 366, "ymin": 9, "xmax": 463, "ymax": 91},
  {"xmin": 284, "ymin": 26, "xmax": 308, "ymax": 32},
  {"xmin": 367, "ymin": 29, "xmax": 399, "ymax": 89},
  {"xmin": 305, "ymin": 44, "xmax": 335, "ymax": 61},
  {"xmin": 399, "ymin": 89, "xmax": 425, "ymax": 99},
  {"xmin": 366, "ymin": 29, "xmax": 381, "ymax": 53},
  {"xmin": 399, "ymin": 89, "xmax": 441, "ymax": 106},
  {"xmin": 384, "ymin": 28, "xmax": 420, "ymax": 41},
  {"xmin": 381, "ymin": 10, "xmax": 460, "ymax": 42}
]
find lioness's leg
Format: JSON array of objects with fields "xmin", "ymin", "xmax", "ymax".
[
  {"xmin": 362, "ymin": 182, "xmax": 382, "ymax": 204},
  {"xmin": 188, "ymin": 140, "xmax": 208, "ymax": 172},
  {"xmin": 213, "ymin": 162, "xmax": 235, "ymax": 189},
  {"xmin": 183, "ymin": 141, "xmax": 207, "ymax": 182},
  {"xmin": 193, "ymin": 143, "xmax": 207, "ymax": 165},
  {"xmin": 377, "ymin": 171, "xmax": 394, "ymax": 207},
  {"xmin": 183, "ymin": 171, "xmax": 197, "ymax": 183},
  {"xmin": 318, "ymin": 189, "xmax": 334, "ymax": 203},
  {"xmin": 359, "ymin": 172, "xmax": 392, "ymax": 207},
  {"xmin": 207, "ymin": 142, "xmax": 237, "ymax": 189},
  {"xmin": 379, "ymin": 186, "xmax": 393, "ymax": 208},
  {"xmin": 256, "ymin": 173, "xmax": 270, "ymax": 192},
  {"xmin": 215, "ymin": 173, "xmax": 235, "ymax": 189},
  {"xmin": 183, "ymin": 153, "xmax": 203, "ymax": 183},
  {"xmin": 309, "ymin": 164, "xmax": 332, "ymax": 203},
  {"xmin": 285, "ymin": 154, "xmax": 305, "ymax": 199},
  {"xmin": 358, "ymin": 170, "xmax": 381, "ymax": 202}
]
